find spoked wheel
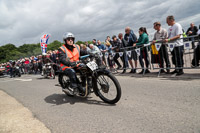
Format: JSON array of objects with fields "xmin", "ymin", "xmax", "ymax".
[
  {"xmin": 96, "ymin": 73, "xmax": 121, "ymax": 104},
  {"xmin": 18, "ymin": 72, "xmax": 21, "ymax": 77},
  {"xmin": 51, "ymin": 68, "xmax": 55, "ymax": 79},
  {"xmin": 59, "ymin": 74, "xmax": 74, "ymax": 97}
]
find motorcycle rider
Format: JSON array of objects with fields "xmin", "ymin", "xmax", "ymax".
[{"xmin": 58, "ymin": 32, "xmax": 87, "ymax": 93}]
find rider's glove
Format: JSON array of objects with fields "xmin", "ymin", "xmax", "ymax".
[{"xmin": 79, "ymin": 63, "xmax": 86, "ymax": 68}]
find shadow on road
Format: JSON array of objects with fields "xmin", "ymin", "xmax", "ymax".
[
  {"xmin": 44, "ymin": 93, "xmax": 115, "ymax": 106},
  {"xmin": 36, "ymin": 77, "xmax": 53, "ymax": 80}
]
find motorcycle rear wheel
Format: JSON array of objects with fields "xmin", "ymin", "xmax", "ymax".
[{"xmin": 59, "ymin": 74, "xmax": 74, "ymax": 96}]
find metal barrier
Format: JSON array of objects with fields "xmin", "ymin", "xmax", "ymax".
[{"xmin": 99, "ymin": 35, "xmax": 200, "ymax": 76}]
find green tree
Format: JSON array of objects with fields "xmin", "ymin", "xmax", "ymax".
[{"xmin": 47, "ymin": 40, "xmax": 62, "ymax": 51}]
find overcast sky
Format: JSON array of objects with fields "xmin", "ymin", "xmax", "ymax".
[{"xmin": 0, "ymin": 0, "xmax": 200, "ymax": 46}]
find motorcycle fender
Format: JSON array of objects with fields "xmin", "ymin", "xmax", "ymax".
[{"xmin": 96, "ymin": 69, "xmax": 110, "ymax": 75}]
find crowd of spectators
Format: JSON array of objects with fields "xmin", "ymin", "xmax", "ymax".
[{"xmin": 1, "ymin": 15, "xmax": 200, "ymax": 77}]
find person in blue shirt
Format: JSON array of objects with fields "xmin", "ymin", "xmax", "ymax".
[
  {"xmin": 124, "ymin": 27, "xmax": 138, "ymax": 73},
  {"xmin": 97, "ymin": 40, "xmax": 107, "ymax": 66}
]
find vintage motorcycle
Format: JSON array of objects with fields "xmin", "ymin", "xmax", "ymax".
[
  {"xmin": 42, "ymin": 63, "xmax": 55, "ymax": 79},
  {"xmin": 12, "ymin": 66, "xmax": 21, "ymax": 77},
  {"xmin": 58, "ymin": 54, "xmax": 122, "ymax": 104}
]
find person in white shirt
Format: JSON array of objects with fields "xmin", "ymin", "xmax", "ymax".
[
  {"xmin": 164, "ymin": 15, "xmax": 184, "ymax": 75},
  {"xmin": 88, "ymin": 44, "xmax": 102, "ymax": 66},
  {"xmin": 152, "ymin": 22, "xmax": 170, "ymax": 74}
]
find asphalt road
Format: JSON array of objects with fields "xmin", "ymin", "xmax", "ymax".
[{"xmin": 0, "ymin": 73, "xmax": 200, "ymax": 133}]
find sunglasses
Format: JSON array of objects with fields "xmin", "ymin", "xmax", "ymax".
[{"xmin": 67, "ymin": 37, "xmax": 74, "ymax": 41}]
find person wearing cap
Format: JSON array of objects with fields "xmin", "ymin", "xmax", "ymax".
[
  {"xmin": 152, "ymin": 22, "xmax": 170, "ymax": 74},
  {"xmin": 58, "ymin": 32, "xmax": 88, "ymax": 92}
]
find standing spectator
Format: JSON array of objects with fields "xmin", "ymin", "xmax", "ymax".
[
  {"xmin": 38, "ymin": 55, "xmax": 43, "ymax": 73},
  {"xmin": 92, "ymin": 39, "xmax": 97, "ymax": 46},
  {"xmin": 6, "ymin": 62, "xmax": 11, "ymax": 75},
  {"xmin": 88, "ymin": 44, "xmax": 102, "ymax": 66},
  {"xmin": 106, "ymin": 36, "xmax": 113, "ymax": 45},
  {"xmin": 85, "ymin": 41, "xmax": 89, "ymax": 47},
  {"xmin": 152, "ymin": 22, "xmax": 170, "ymax": 73},
  {"xmin": 82, "ymin": 44, "xmax": 90, "ymax": 53},
  {"xmin": 112, "ymin": 35, "xmax": 122, "ymax": 69},
  {"xmin": 133, "ymin": 27, "xmax": 150, "ymax": 74},
  {"xmin": 164, "ymin": 15, "xmax": 184, "ymax": 75},
  {"xmin": 186, "ymin": 23, "xmax": 198, "ymax": 36},
  {"xmin": 105, "ymin": 40, "xmax": 115, "ymax": 72},
  {"xmin": 88, "ymin": 44, "xmax": 101, "ymax": 54},
  {"xmin": 24, "ymin": 58, "xmax": 30, "ymax": 74},
  {"xmin": 124, "ymin": 27, "xmax": 138, "ymax": 73},
  {"xmin": 97, "ymin": 40, "xmax": 107, "ymax": 66},
  {"xmin": 186, "ymin": 23, "xmax": 198, "ymax": 48},
  {"xmin": 118, "ymin": 33, "xmax": 129, "ymax": 73},
  {"xmin": 51, "ymin": 50, "xmax": 57, "ymax": 63}
]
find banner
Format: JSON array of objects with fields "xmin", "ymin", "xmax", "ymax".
[
  {"xmin": 194, "ymin": 42, "xmax": 199, "ymax": 49},
  {"xmin": 126, "ymin": 51, "xmax": 132, "ymax": 58},
  {"xmin": 155, "ymin": 43, "xmax": 161, "ymax": 51},
  {"xmin": 119, "ymin": 52, "xmax": 123, "ymax": 57},
  {"xmin": 112, "ymin": 52, "xmax": 116, "ymax": 57},
  {"xmin": 144, "ymin": 43, "xmax": 151, "ymax": 47},
  {"xmin": 168, "ymin": 43, "xmax": 175, "ymax": 52},
  {"xmin": 40, "ymin": 34, "xmax": 50, "ymax": 55},
  {"xmin": 184, "ymin": 41, "xmax": 192, "ymax": 50},
  {"xmin": 135, "ymin": 48, "xmax": 140, "ymax": 56}
]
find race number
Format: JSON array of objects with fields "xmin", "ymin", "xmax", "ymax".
[{"xmin": 86, "ymin": 61, "xmax": 98, "ymax": 71}]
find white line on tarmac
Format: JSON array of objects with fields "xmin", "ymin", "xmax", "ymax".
[
  {"xmin": 14, "ymin": 78, "xmax": 32, "ymax": 82},
  {"xmin": 0, "ymin": 78, "xmax": 32, "ymax": 82},
  {"xmin": 0, "ymin": 79, "xmax": 14, "ymax": 82}
]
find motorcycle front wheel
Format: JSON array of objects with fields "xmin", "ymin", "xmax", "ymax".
[
  {"xmin": 95, "ymin": 72, "xmax": 121, "ymax": 104},
  {"xmin": 51, "ymin": 68, "xmax": 55, "ymax": 79}
]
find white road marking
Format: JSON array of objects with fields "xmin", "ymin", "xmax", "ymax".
[
  {"xmin": 14, "ymin": 78, "xmax": 32, "ymax": 82},
  {"xmin": 0, "ymin": 78, "xmax": 32, "ymax": 82}
]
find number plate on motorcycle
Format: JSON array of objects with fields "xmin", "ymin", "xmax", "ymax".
[{"xmin": 86, "ymin": 61, "xmax": 98, "ymax": 71}]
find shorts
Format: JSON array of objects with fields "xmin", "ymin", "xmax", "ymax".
[{"xmin": 127, "ymin": 50, "xmax": 138, "ymax": 61}]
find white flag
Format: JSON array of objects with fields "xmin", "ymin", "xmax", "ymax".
[
  {"xmin": 135, "ymin": 48, "xmax": 140, "ymax": 56},
  {"xmin": 144, "ymin": 43, "xmax": 151, "ymax": 47},
  {"xmin": 126, "ymin": 51, "xmax": 132, "ymax": 58},
  {"xmin": 184, "ymin": 41, "xmax": 192, "ymax": 50},
  {"xmin": 194, "ymin": 42, "xmax": 199, "ymax": 49},
  {"xmin": 155, "ymin": 43, "xmax": 161, "ymax": 51},
  {"xmin": 112, "ymin": 52, "xmax": 116, "ymax": 57},
  {"xmin": 119, "ymin": 52, "xmax": 123, "ymax": 57},
  {"xmin": 168, "ymin": 43, "xmax": 175, "ymax": 52},
  {"xmin": 105, "ymin": 52, "xmax": 109, "ymax": 58}
]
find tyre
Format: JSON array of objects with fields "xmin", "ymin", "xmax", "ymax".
[
  {"xmin": 51, "ymin": 68, "xmax": 55, "ymax": 79},
  {"xmin": 44, "ymin": 70, "xmax": 48, "ymax": 78},
  {"xmin": 18, "ymin": 72, "xmax": 21, "ymax": 77},
  {"xmin": 59, "ymin": 74, "xmax": 74, "ymax": 97},
  {"xmin": 96, "ymin": 72, "xmax": 121, "ymax": 104}
]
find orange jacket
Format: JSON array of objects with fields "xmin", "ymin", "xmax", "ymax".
[{"xmin": 59, "ymin": 44, "xmax": 80, "ymax": 71}]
